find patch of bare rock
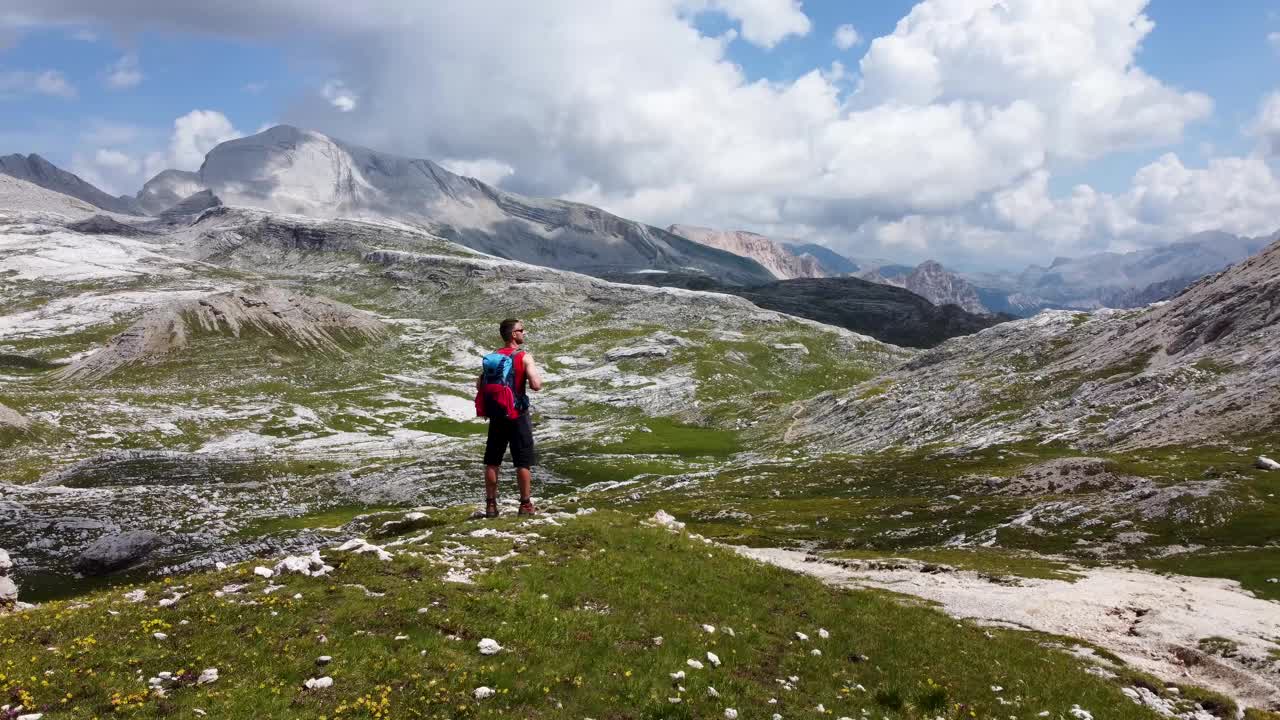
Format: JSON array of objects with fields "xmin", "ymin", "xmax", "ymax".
[{"xmin": 56, "ymin": 286, "xmax": 388, "ymax": 382}]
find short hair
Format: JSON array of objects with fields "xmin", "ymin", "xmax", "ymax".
[{"xmin": 499, "ymin": 318, "xmax": 520, "ymax": 342}]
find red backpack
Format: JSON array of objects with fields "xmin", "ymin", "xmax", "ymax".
[{"xmin": 474, "ymin": 348, "xmax": 526, "ymax": 419}]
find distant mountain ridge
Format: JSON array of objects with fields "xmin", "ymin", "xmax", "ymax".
[
  {"xmin": 600, "ymin": 271, "xmax": 1009, "ymax": 348},
  {"xmin": 969, "ymin": 230, "xmax": 1274, "ymax": 314},
  {"xmin": 179, "ymin": 126, "xmax": 775, "ymax": 285},
  {"xmin": 0, "ymin": 153, "xmax": 143, "ymax": 215},
  {"xmin": 666, "ymin": 224, "xmax": 825, "ymax": 279}
]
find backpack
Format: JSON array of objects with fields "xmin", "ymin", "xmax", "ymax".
[{"xmin": 475, "ymin": 350, "xmax": 526, "ymax": 420}]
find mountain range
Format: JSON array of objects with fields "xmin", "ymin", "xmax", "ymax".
[{"xmin": 1, "ymin": 127, "xmax": 1271, "ymax": 318}]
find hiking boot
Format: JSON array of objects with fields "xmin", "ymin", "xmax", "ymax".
[
  {"xmin": 484, "ymin": 497, "xmax": 499, "ymax": 519},
  {"xmin": 517, "ymin": 498, "xmax": 538, "ymax": 516}
]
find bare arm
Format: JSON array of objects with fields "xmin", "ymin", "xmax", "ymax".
[{"xmin": 524, "ymin": 352, "xmax": 543, "ymax": 391}]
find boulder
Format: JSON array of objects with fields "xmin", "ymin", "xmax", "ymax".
[
  {"xmin": 1256, "ymin": 456, "xmax": 1280, "ymax": 471},
  {"xmin": 0, "ymin": 402, "xmax": 29, "ymax": 431},
  {"xmin": 605, "ymin": 345, "xmax": 670, "ymax": 362},
  {"xmin": 75, "ymin": 531, "xmax": 161, "ymax": 575},
  {"xmin": 0, "ymin": 548, "xmax": 16, "ymax": 610}
]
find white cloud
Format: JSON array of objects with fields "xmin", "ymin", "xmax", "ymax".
[
  {"xmin": 0, "ymin": 69, "xmax": 77, "ymax": 98},
  {"xmin": 105, "ymin": 53, "xmax": 142, "ymax": 89},
  {"xmin": 93, "ymin": 148, "xmax": 139, "ymax": 174},
  {"xmin": 833, "ymin": 23, "xmax": 859, "ymax": 50},
  {"xmin": 691, "ymin": 0, "xmax": 810, "ymax": 48},
  {"xmin": 321, "ymin": 80, "xmax": 357, "ymax": 112},
  {"xmin": 14, "ymin": 0, "xmax": 1266, "ymax": 268},
  {"xmin": 166, "ymin": 109, "xmax": 242, "ymax": 170},
  {"xmin": 440, "ymin": 157, "xmax": 516, "ymax": 185}
]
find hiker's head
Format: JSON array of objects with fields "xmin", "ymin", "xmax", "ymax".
[{"xmin": 500, "ymin": 318, "xmax": 526, "ymax": 345}]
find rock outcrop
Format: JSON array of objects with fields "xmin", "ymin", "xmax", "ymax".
[
  {"xmin": 136, "ymin": 169, "xmax": 204, "ymax": 215},
  {"xmin": 667, "ymin": 225, "xmax": 825, "ymax": 280},
  {"xmin": 76, "ymin": 531, "xmax": 161, "ymax": 575},
  {"xmin": 57, "ymin": 286, "xmax": 389, "ymax": 382},
  {"xmin": 0, "ymin": 402, "xmax": 29, "ymax": 432},
  {"xmin": 66, "ymin": 214, "xmax": 155, "ymax": 238},
  {"xmin": 0, "ymin": 548, "xmax": 16, "ymax": 610},
  {"xmin": 858, "ymin": 260, "xmax": 988, "ymax": 315}
]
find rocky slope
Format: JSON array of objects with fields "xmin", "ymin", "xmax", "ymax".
[
  {"xmin": 135, "ymin": 169, "xmax": 203, "ymax": 214},
  {"xmin": 0, "ymin": 153, "xmax": 143, "ymax": 215},
  {"xmin": 175, "ymin": 125, "xmax": 775, "ymax": 285},
  {"xmin": 57, "ymin": 286, "xmax": 389, "ymax": 382},
  {"xmin": 788, "ymin": 236, "xmax": 1280, "ymax": 453},
  {"xmin": 604, "ymin": 271, "xmax": 1007, "ymax": 348},
  {"xmin": 667, "ymin": 224, "xmax": 825, "ymax": 279},
  {"xmin": 782, "ymin": 242, "xmax": 859, "ymax": 275},
  {"xmin": 858, "ymin": 260, "xmax": 989, "ymax": 314}
]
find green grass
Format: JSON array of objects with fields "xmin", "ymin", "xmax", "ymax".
[
  {"xmin": 1139, "ymin": 548, "xmax": 1280, "ymax": 601},
  {"xmin": 0, "ymin": 511, "xmax": 1169, "ymax": 719},
  {"xmin": 403, "ymin": 417, "xmax": 489, "ymax": 437}
]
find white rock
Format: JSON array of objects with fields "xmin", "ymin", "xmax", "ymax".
[
  {"xmin": 0, "ymin": 549, "xmax": 11, "ymax": 573},
  {"xmin": 478, "ymin": 638, "xmax": 503, "ymax": 655},
  {"xmin": 815, "ymin": 704, "xmax": 825, "ymax": 713},
  {"xmin": 214, "ymin": 561, "xmax": 227, "ymax": 571},
  {"xmin": 810, "ymin": 648, "xmax": 822, "ymax": 656},
  {"xmin": 197, "ymin": 668, "xmax": 219, "ymax": 685},
  {"xmin": 772, "ymin": 715, "xmax": 782, "ymax": 720},
  {"xmin": 707, "ymin": 686, "xmax": 720, "ymax": 698},
  {"xmin": 724, "ymin": 710, "xmax": 738, "ymax": 720},
  {"xmin": 724, "ymin": 626, "xmax": 735, "ymax": 637},
  {"xmin": 794, "ymin": 631, "xmax": 809, "ymax": 641},
  {"xmin": 706, "ymin": 651, "xmax": 721, "ymax": 667},
  {"xmin": 818, "ymin": 628, "xmax": 829, "ymax": 639},
  {"xmin": 670, "ymin": 670, "xmax": 685, "ymax": 681},
  {"xmin": 652, "ymin": 636, "xmax": 664, "ymax": 646},
  {"xmin": 253, "ymin": 566, "xmax": 273, "ymax": 578},
  {"xmin": 304, "ymin": 677, "xmax": 333, "ymax": 690},
  {"xmin": 473, "ymin": 686, "xmax": 495, "ymax": 700},
  {"xmin": 394, "ymin": 635, "xmax": 409, "ymax": 641},
  {"xmin": 17, "ymin": 714, "xmax": 44, "ymax": 720},
  {"xmin": 152, "ymin": 632, "xmax": 168, "ymax": 640},
  {"xmin": 274, "ymin": 551, "xmax": 332, "ymax": 577},
  {"xmin": 1257, "ymin": 456, "xmax": 1280, "ymax": 470},
  {"xmin": 335, "ymin": 538, "xmax": 394, "ymax": 562},
  {"xmin": 123, "ymin": 589, "xmax": 146, "ymax": 602},
  {"xmin": 701, "ymin": 623, "xmax": 716, "ymax": 633},
  {"xmin": 686, "ymin": 658, "xmax": 704, "ymax": 670},
  {"xmin": 317, "ymin": 656, "xmax": 332, "ymax": 665},
  {"xmin": 404, "ymin": 512, "xmax": 427, "ymax": 521},
  {"xmin": 1069, "ymin": 706, "xmax": 1093, "ymax": 720},
  {"xmin": 648, "ymin": 510, "xmax": 685, "ymax": 532},
  {"xmin": 294, "ymin": 593, "xmax": 303, "ymax": 599}
]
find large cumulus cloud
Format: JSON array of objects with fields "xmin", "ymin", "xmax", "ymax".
[{"xmin": 8, "ymin": 0, "xmax": 1276, "ymax": 266}]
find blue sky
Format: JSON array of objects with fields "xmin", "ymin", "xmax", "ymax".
[{"xmin": 1, "ymin": 1, "xmax": 1278, "ymax": 268}]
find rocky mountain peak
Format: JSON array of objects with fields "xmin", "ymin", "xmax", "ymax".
[
  {"xmin": 0, "ymin": 153, "xmax": 143, "ymax": 215},
  {"xmin": 666, "ymin": 224, "xmax": 825, "ymax": 280}
]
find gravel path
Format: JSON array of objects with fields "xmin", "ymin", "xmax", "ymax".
[{"xmin": 737, "ymin": 546, "xmax": 1280, "ymax": 712}]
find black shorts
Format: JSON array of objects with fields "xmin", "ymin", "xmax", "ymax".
[{"xmin": 484, "ymin": 413, "xmax": 535, "ymax": 468}]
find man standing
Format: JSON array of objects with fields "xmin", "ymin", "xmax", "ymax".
[{"xmin": 477, "ymin": 318, "xmax": 543, "ymax": 517}]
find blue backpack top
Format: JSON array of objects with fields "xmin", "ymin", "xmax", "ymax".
[{"xmin": 476, "ymin": 350, "xmax": 527, "ymax": 419}]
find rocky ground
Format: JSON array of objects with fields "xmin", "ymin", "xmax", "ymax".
[{"xmin": 1, "ymin": 186, "xmax": 1277, "ymax": 714}]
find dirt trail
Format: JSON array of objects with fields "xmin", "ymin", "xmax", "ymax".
[{"xmin": 737, "ymin": 547, "xmax": 1280, "ymax": 712}]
